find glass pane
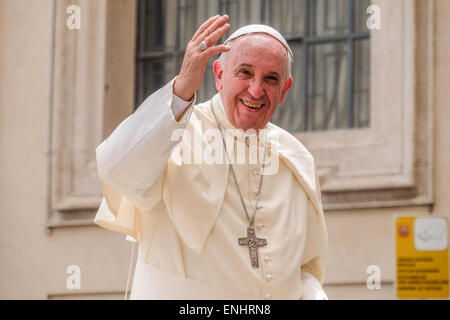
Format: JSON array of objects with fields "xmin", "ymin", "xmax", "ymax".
[
  {"xmin": 195, "ymin": 0, "xmax": 221, "ymax": 28},
  {"xmin": 271, "ymin": 42, "xmax": 304, "ymax": 132},
  {"xmin": 220, "ymin": 0, "xmax": 244, "ymax": 27},
  {"xmin": 219, "ymin": 0, "xmax": 263, "ymax": 39},
  {"xmin": 308, "ymin": 42, "xmax": 349, "ymax": 131},
  {"xmin": 217, "ymin": 0, "xmax": 304, "ymax": 39},
  {"xmin": 355, "ymin": 0, "xmax": 371, "ymax": 33},
  {"xmin": 137, "ymin": 59, "xmax": 176, "ymax": 106},
  {"xmin": 143, "ymin": 0, "xmax": 167, "ymax": 52},
  {"xmin": 178, "ymin": 0, "xmax": 197, "ymax": 49},
  {"xmin": 244, "ymin": 0, "xmax": 266, "ymax": 25},
  {"xmin": 309, "ymin": 0, "xmax": 349, "ymax": 37},
  {"xmin": 261, "ymin": 0, "xmax": 304, "ymax": 38},
  {"xmin": 354, "ymin": 39, "xmax": 370, "ymax": 127}
]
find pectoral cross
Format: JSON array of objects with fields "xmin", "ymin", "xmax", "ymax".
[{"xmin": 238, "ymin": 227, "xmax": 267, "ymax": 268}]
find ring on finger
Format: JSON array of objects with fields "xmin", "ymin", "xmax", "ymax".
[{"xmin": 199, "ymin": 39, "xmax": 208, "ymax": 51}]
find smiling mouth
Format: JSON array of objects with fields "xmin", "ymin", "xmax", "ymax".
[{"xmin": 240, "ymin": 99, "xmax": 264, "ymax": 109}]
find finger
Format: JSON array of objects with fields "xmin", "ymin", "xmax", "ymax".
[
  {"xmin": 202, "ymin": 45, "xmax": 231, "ymax": 60},
  {"xmin": 192, "ymin": 15, "xmax": 220, "ymax": 42},
  {"xmin": 204, "ymin": 22, "xmax": 230, "ymax": 47},
  {"xmin": 194, "ymin": 15, "xmax": 229, "ymax": 45}
]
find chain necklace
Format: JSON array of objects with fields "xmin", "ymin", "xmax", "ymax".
[{"xmin": 211, "ymin": 104, "xmax": 268, "ymax": 268}]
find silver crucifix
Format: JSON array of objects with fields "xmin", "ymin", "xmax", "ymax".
[{"xmin": 238, "ymin": 226, "xmax": 267, "ymax": 268}]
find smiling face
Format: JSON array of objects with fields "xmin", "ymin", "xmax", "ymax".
[{"xmin": 213, "ymin": 34, "xmax": 293, "ymax": 131}]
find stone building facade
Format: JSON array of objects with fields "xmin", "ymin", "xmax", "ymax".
[{"xmin": 0, "ymin": 0, "xmax": 448, "ymax": 299}]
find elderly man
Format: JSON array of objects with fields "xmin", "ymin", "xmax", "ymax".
[{"xmin": 94, "ymin": 15, "xmax": 328, "ymax": 300}]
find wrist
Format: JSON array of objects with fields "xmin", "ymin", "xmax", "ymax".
[{"xmin": 173, "ymin": 77, "xmax": 195, "ymax": 101}]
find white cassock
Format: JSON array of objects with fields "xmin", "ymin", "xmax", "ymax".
[{"xmin": 94, "ymin": 78, "xmax": 329, "ymax": 300}]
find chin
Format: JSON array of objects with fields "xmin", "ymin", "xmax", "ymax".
[{"xmin": 240, "ymin": 122, "xmax": 263, "ymax": 131}]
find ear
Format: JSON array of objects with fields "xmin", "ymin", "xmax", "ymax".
[
  {"xmin": 278, "ymin": 76, "xmax": 293, "ymax": 104},
  {"xmin": 213, "ymin": 60, "xmax": 224, "ymax": 91}
]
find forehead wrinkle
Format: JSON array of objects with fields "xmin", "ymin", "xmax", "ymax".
[{"xmin": 228, "ymin": 35, "xmax": 288, "ymax": 78}]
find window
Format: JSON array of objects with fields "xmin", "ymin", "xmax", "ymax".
[{"xmin": 135, "ymin": 0, "xmax": 370, "ymax": 132}]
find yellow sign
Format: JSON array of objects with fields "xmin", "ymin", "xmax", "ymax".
[{"xmin": 396, "ymin": 216, "xmax": 449, "ymax": 299}]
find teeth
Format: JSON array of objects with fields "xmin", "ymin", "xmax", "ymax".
[{"xmin": 242, "ymin": 100, "xmax": 263, "ymax": 109}]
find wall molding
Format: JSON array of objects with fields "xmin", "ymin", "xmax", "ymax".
[
  {"xmin": 297, "ymin": 0, "xmax": 434, "ymax": 210},
  {"xmin": 47, "ymin": 0, "xmax": 136, "ymax": 228}
]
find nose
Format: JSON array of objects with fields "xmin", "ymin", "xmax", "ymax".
[{"xmin": 247, "ymin": 78, "xmax": 265, "ymax": 99}]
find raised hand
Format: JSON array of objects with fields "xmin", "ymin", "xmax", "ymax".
[{"xmin": 173, "ymin": 15, "xmax": 231, "ymax": 101}]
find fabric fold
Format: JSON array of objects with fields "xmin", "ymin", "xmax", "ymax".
[{"xmin": 93, "ymin": 90, "xmax": 328, "ymax": 289}]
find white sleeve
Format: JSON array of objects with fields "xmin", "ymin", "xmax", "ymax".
[
  {"xmin": 96, "ymin": 77, "xmax": 196, "ymax": 211},
  {"xmin": 171, "ymin": 92, "xmax": 194, "ymax": 122},
  {"xmin": 300, "ymin": 271, "xmax": 328, "ymax": 300}
]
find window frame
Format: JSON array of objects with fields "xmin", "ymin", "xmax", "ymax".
[
  {"xmin": 47, "ymin": 0, "xmax": 136, "ymax": 229},
  {"xmin": 133, "ymin": 0, "xmax": 433, "ymax": 210},
  {"xmin": 135, "ymin": 0, "xmax": 371, "ymax": 132}
]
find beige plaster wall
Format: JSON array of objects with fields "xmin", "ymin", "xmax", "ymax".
[
  {"xmin": 323, "ymin": 0, "xmax": 450, "ymax": 299},
  {"xmin": 0, "ymin": 0, "xmax": 132, "ymax": 300},
  {"xmin": 433, "ymin": 0, "xmax": 450, "ymax": 215}
]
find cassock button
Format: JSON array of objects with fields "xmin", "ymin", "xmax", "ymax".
[
  {"xmin": 264, "ymin": 293, "xmax": 272, "ymax": 300},
  {"xmin": 252, "ymin": 169, "xmax": 259, "ymax": 177},
  {"xmin": 263, "ymin": 255, "xmax": 272, "ymax": 263},
  {"xmin": 253, "ymin": 188, "xmax": 259, "ymax": 196},
  {"xmin": 265, "ymin": 273, "xmax": 274, "ymax": 281}
]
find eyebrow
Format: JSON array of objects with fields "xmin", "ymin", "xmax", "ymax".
[{"xmin": 237, "ymin": 63, "xmax": 281, "ymax": 79}]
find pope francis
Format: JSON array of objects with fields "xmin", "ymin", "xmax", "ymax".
[{"xmin": 94, "ymin": 15, "xmax": 329, "ymax": 300}]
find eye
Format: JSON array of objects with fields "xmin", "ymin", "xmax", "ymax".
[
  {"xmin": 236, "ymin": 69, "xmax": 252, "ymax": 78},
  {"xmin": 265, "ymin": 76, "xmax": 280, "ymax": 85}
]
